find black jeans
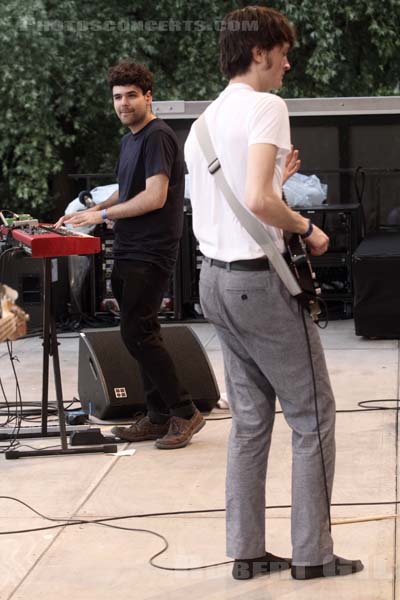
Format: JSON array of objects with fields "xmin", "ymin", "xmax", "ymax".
[{"xmin": 111, "ymin": 259, "xmax": 195, "ymax": 421}]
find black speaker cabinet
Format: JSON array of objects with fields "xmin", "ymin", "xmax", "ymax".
[
  {"xmin": 0, "ymin": 251, "xmax": 69, "ymax": 330},
  {"xmin": 78, "ymin": 325, "xmax": 220, "ymax": 419},
  {"xmin": 353, "ymin": 231, "xmax": 400, "ymax": 338}
]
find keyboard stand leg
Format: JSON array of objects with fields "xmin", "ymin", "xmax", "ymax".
[
  {"xmin": 41, "ymin": 257, "xmax": 51, "ymax": 436},
  {"xmin": 5, "ymin": 257, "xmax": 117, "ymax": 459}
]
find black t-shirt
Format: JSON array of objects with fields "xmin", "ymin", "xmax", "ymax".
[{"xmin": 113, "ymin": 118, "xmax": 184, "ymax": 273}]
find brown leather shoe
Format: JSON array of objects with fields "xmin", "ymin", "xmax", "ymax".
[
  {"xmin": 155, "ymin": 409, "xmax": 205, "ymax": 449},
  {"xmin": 111, "ymin": 415, "xmax": 170, "ymax": 442}
]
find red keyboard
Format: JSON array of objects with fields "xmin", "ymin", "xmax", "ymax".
[{"xmin": 6, "ymin": 225, "xmax": 100, "ymax": 258}]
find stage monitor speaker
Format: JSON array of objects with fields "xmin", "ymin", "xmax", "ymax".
[
  {"xmin": 78, "ymin": 325, "xmax": 220, "ymax": 419},
  {"xmin": 353, "ymin": 231, "xmax": 400, "ymax": 338}
]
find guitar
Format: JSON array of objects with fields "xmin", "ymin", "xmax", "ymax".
[
  {"xmin": 0, "ymin": 285, "xmax": 29, "ymax": 342},
  {"xmin": 284, "ymin": 233, "xmax": 322, "ymax": 322}
]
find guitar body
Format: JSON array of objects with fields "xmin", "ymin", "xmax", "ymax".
[
  {"xmin": 0, "ymin": 285, "xmax": 28, "ymax": 342},
  {"xmin": 284, "ymin": 233, "xmax": 321, "ymax": 321}
]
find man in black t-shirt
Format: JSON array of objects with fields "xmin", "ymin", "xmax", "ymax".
[
  {"xmin": 113, "ymin": 106, "xmax": 185, "ymax": 272},
  {"xmin": 59, "ymin": 61, "xmax": 205, "ymax": 449}
]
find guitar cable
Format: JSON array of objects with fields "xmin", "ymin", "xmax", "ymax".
[
  {"xmin": 0, "ymin": 204, "xmax": 393, "ymax": 569},
  {"xmin": 0, "ymin": 291, "xmax": 396, "ymax": 570},
  {"xmin": 1, "ymin": 378, "xmax": 400, "ymax": 571},
  {"xmin": 300, "ymin": 306, "xmax": 332, "ymax": 532},
  {"xmin": 315, "ymin": 296, "xmax": 329, "ymax": 329}
]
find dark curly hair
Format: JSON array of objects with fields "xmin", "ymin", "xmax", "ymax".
[
  {"xmin": 219, "ymin": 6, "xmax": 295, "ymax": 79},
  {"xmin": 108, "ymin": 60, "xmax": 153, "ymax": 94}
]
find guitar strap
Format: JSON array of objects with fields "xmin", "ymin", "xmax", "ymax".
[{"xmin": 194, "ymin": 112, "xmax": 302, "ymax": 297}]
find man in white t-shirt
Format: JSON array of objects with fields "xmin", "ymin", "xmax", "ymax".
[{"xmin": 185, "ymin": 6, "xmax": 363, "ymax": 582}]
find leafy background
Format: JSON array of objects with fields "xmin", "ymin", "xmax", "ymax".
[{"xmin": 1, "ymin": 0, "xmax": 399, "ymax": 217}]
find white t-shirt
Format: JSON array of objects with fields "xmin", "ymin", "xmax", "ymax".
[{"xmin": 184, "ymin": 83, "xmax": 291, "ymax": 259}]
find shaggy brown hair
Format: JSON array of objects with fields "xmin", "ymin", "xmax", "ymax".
[
  {"xmin": 219, "ymin": 6, "xmax": 295, "ymax": 79},
  {"xmin": 108, "ymin": 60, "xmax": 153, "ymax": 94}
]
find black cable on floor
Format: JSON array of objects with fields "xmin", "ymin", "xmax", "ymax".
[
  {"xmin": 0, "ymin": 376, "xmax": 12, "ymax": 426},
  {"xmin": 0, "ymin": 495, "xmax": 400, "ymax": 572},
  {"xmin": 1, "ymin": 313, "xmax": 399, "ymax": 569},
  {"xmin": 0, "ymin": 341, "xmax": 23, "ymax": 453},
  {"xmin": 206, "ymin": 398, "xmax": 400, "ymax": 421}
]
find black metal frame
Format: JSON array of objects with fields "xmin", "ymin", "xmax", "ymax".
[{"xmin": 5, "ymin": 257, "xmax": 117, "ymax": 459}]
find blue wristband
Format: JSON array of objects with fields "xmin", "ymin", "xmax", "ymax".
[
  {"xmin": 301, "ymin": 220, "xmax": 313, "ymax": 239},
  {"xmin": 101, "ymin": 208, "xmax": 107, "ymax": 221}
]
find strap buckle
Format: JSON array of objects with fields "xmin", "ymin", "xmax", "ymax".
[{"xmin": 208, "ymin": 158, "xmax": 221, "ymax": 175}]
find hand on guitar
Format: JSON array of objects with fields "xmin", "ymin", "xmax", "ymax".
[
  {"xmin": 283, "ymin": 145, "xmax": 301, "ymax": 185},
  {"xmin": 303, "ymin": 224, "xmax": 329, "ymax": 256}
]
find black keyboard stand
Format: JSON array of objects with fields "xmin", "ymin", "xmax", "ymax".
[{"xmin": 5, "ymin": 257, "xmax": 117, "ymax": 459}]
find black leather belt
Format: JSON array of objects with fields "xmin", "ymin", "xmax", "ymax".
[{"xmin": 203, "ymin": 256, "xmax": 269, "ymax": 271}]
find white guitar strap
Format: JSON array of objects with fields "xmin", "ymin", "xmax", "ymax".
[{"xmin": 194, "ymin": 112, "xmax": 301, "ymax": 296}]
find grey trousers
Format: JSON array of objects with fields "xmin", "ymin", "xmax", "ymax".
[{"xmin": 199, "ymin": 261, "xmax": 336, "ymax": 566}]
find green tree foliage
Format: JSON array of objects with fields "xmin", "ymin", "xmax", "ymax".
[
  {"xmin": 0, "ymin": 0, "xmax": 399, "ymax": 215},
  {"xmin": 0, "ymin": 1, "xmax": 133, "ymax": 214},
  {"xmin": 276, "ymin": 0, "xmax": 400, "ymax": 97}
]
